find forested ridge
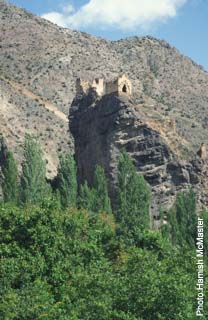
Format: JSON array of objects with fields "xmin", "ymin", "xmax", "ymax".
[{"xmin": 0, "ymin": 134, "xmax": 207, "ymax": 319}]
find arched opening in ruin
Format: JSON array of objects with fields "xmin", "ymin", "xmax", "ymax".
[{"xmin": 122, "ymin": 84, "xmax": 127, "ymax": 93}]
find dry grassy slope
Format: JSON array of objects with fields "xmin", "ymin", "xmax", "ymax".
[
  {"xmin": 0, "ymin": 0, "xmax": 208, "ymax": 176},
  {"xmin": 0, "ymin": 76, "xmax": 72, "ymax": 177}
]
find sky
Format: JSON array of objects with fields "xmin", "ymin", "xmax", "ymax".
[{"xmin": 7, "ymin": 0, "xmax": 208, "ymax": 70}]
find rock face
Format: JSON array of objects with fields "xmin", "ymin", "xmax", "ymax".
[{"xmin": 70, "ymin": 90, "xmax": 207, "ymax": 216}]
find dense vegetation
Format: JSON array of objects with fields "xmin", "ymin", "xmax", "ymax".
[{"xmin": 0, "ymin": 135, "xmax": 207, "ymax": 319}]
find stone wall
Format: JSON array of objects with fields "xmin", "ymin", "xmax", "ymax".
[
  {"xmin": 117, "ymin": 75, "xmax": 132, "ymax": 95},
  {"xmin": 76, "ymin": 79, "xmax": 90, "ymax": 95},
  {"xmin": 105, "ymin": 75, "xmax": 132, "ymax": 96},
  {"xmin": 105, "ymin": 79, "xmax": 119, "ymax": 95},
  {"xmin": 92, "ymin": 78, "xmax": 105, "ymax": 96},
  {"xmin": 77, "ymin": 75, "xmax": 132, "ymax": 97},
  {"xmin": 76, "ymin": 78, "xmax": 105, "ymax": 96}
]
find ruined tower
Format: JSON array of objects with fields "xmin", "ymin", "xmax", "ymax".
[
  {"xmin": 105, "ymin": 75, "xmax": 132, "ymax": 96},
  {"xmin": 76, "ymin": 75, "xmax": 132, "ymax": 97},
  {"xmin": 76, "ymin": 78, "xmax": 105, "ymax": 96}
]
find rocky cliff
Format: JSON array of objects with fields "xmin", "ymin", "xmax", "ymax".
[
  {"xmin": 70, "ymin": 89, "xmax": 207, "ymax": 215},
  {"xmin": 1, "ymin": 0, "xmax": 208, "ymax": 178}
]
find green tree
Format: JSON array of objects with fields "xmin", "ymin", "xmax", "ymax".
[
  {"xmin": 56, "ymin": 154, "xmax": 78, "ymax": 209},
  {"xmin": 200, "ymin": 210, "xmax": 208, "ymax": 258},
  {"xmin": 93, "ymin": 165, "xmax": 112, "ymax": 214},
  {"xmin": 0, "ymin": 134, "xmax": 8, "ymax": 167},
  {"xmin": 79, "ymin": 181, "xmax": 96, "ymax": 211},
  {"xmin": 0, "ymin": 201, "xmax": 205, "ymax": 320},
  {"xmin": 168, "ymin": 190, "xmax": 197, "ymax": 247},
  {"xmin": 79, "ymin": 166, "xmax": 111, "ymax": 214},
  {"xmin": 20, "ymin": 134, "xmax": 49, "ymax": 204},
  {"xmin": 116, "ymin": 152, "xmax": 151, "ymax": 242},
  {"xmin": 0, "ymin": 202, "xmax": 117, "ymax": 320},
  {"xmin": 2, "ymin": 151, "xmax": 18, "ymax": 203},
  {"xmin": 112, "ymin": 246, "xmax": 196, "ymax": 320}
]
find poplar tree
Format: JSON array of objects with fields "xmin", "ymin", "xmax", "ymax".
[
  {"xmin": 116, "ymin": 152, "xmax": 151, "ymax": 238},
  {"xmin": 20, "ymin": 134, "xmax": 48, "ymax": 204},
  {"xmin": 93, "ymin": 165, "xmax": 112, "ymax": 214},
  {"xmin": 2, "ymin": 151, "xmax": 18, "ymax": 203},
  {"xmin": 169, "ymin": 190, "xmax": 197, "ymax": 247},
  {"xmin": 79, "ymin": 181, "xmax": 96, "ymax": 211},
  {"xmin": 201, "ymin": 210, "xmax": 208, "ymax": 258},
  {"xmin": 0, "ymin": 134, "xmax": 7, "ymax": 166},
  {"xmin": 56, "ymin": 154, "xmax": 77, "ymax": 209},
  {"xmin": 79, "ymin": 166, "xmax": 112, "ymax": 214}
]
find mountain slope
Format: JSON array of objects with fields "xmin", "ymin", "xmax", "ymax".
[{"xmin": 0, "ymin": 0, "xmax": 208, "ymax": 176}]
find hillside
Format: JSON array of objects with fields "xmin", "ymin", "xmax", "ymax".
[{"xmin": 0, "ymin": 0, "xmax": 208, "ymax": 177}]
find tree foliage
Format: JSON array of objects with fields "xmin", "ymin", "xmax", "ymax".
[
  {"xmin": 79, "ymin": 180, "xmax": 96, "ymax": 211},
  {"xmin": 56, "ymin": 154, "xmax": 78, "ymax": 209},
  {"xmin": 116, "ymin": 152, "xmax": 151, "ymax": 242},
  {"xmin": 0, "ymin": 201, "xmax": 202, "ymax": 320},
  {"xmin": 167, "ymin": 190, "xmax": 197, "ymax": 247},
  {"xmin": 0, "ymin": 140, "xmax": 205, "ymax": 319},
  {"xmin": 93, "ymin": 165, "xmax": 112, "ymax": 214},
  {"xmin": 201, "ymin": 209, "xmax": 208, "ymax": 258},
  {"xmin": 0, "ymin": 134, "xmax": 8, "ymax": 167},
  {"xmin": 79, "ymin": 165, "xmax": 111, "ymax": 214},
  {"xmin": 2, "ymin": 151, "xmax": 18, "ymax": 203},
  {"xmin": 20, "ymin": 134, "xmax": 49, "ymax": 204}
]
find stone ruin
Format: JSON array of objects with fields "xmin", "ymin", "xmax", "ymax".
[
  {"xmin": 76, "ymin": 74, "xmax": 132, "ymax": 97},
  {"xmin": 76, "ymin": 78, "xmax": 105, "ymax": 96}
]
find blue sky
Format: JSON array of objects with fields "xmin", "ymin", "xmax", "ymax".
[{"xmin": 8, "ymin": 0, "xmax": 208, "ymax": 70}]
